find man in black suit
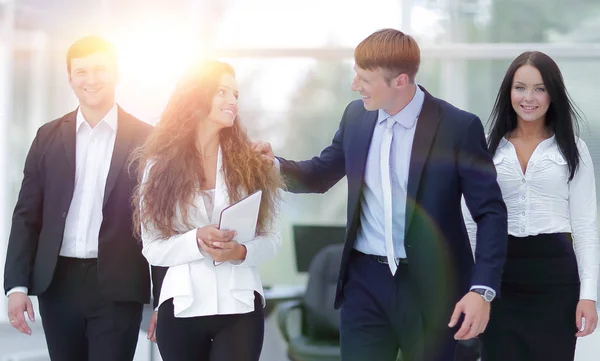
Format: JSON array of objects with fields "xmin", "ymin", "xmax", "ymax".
[
  {"xmin": 255, "ymin": 29, "xmax": 507, "ymax": 361},
  {"xmin": 4, "ymin": 36, "xmax": 163, "ymax": 361}
]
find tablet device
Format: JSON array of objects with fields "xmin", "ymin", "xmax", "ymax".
[{"xmin": 218, "ymin": 190, "xmax": 262, "ymax": 243}]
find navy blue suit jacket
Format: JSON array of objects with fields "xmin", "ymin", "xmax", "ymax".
[{"xmin": 279, "ymin": 87, "xmax": 507, "ymax": 327}]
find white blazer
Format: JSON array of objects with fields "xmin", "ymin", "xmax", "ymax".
[{"xmin": 141, "ymin": 148, "xmax": 282, "ymax": 317}]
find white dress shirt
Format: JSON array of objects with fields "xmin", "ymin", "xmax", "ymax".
[
  {"xmin": 61, "ymin": 106, "xmax": 118, "ymax": 258},
  {"xmin": 141, "ymin": 148, "xmax": 282, "ymax": 317},
  {"xmin": 463, "ymin": 136, "xmax": 600, "ymax": 301},
  {"xmin": 8, "ymin": 105, "xmax": 118, "ymax": 296}
]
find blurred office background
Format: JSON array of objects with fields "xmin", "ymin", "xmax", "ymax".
[{"xmin": 1, "ymin": 0, "xmax": 600, "ymax": 360}]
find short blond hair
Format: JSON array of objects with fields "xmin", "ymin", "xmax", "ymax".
[{"xmin": 354, "ymin": 28, "xmax": 420, "ymax": 83}]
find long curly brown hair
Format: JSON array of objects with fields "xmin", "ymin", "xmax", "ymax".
[{"xmin": 131, "ymin": 60, "xmax": 284, "ymax": 240}]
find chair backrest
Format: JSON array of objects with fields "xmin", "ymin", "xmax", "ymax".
[
  {"xmin": 292, "ymin": 225, "xmax": 345, "ymax": 272},
  {"xmin": 302, "ymin": 243, "xmax": 344, "ymax": 341}
]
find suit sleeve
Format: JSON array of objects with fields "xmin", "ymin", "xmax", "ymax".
[
  {"xmin": 4, "ymin": 131, "xmax": 44, "ymax": 294},
  {"xmin": 277, "ymin": 104, "xmax": 350, "ymax": 194},
  {"xmin": 150, "ymin": 265, "xmax": 167, "ymax": 309},
  {"xmin": 458, "ymin": 116, "xmax": 507, "ymax": 293}
]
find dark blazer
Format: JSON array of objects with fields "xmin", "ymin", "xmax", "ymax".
[
  {"xmin": 279, "ymin": 87, "xmax": 508, "ymax": 327},
  {"xmin": 4, "ymin": 107, "xmax": 164, "ymax": 306}
]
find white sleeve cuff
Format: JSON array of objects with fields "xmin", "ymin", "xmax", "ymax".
[
  {"xmin": 580, "ymin": 279, "xmax": 598, "ymax": 302},
  {"xmin": 7, "ymin": 287, "xmax": 28, "ymax": 297},
  {"xmin": 142, "ymin": 228, "xmax": 205, "ymax": 267},
  {"xmin": 237, "ymin": 242, "xmax": 255, "ymax": 267}
]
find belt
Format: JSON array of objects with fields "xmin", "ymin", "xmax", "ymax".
[
  {"xmin": 355, "ymin": 250, "xmax": 408, "ymax": 265},
  {"xmin": 58, "ymin": 256, "xmax": 97, "ymax": 265}
]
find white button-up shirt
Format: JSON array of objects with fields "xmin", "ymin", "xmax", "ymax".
[
  {"xmin": 464, "ymin": 136, "xmax": 600, "ymax": 300},
  {"xmin": 60, "ymin": 105, "xmax": 118, "ymax": 258}
]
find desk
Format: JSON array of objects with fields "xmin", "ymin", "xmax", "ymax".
[{"xmin": 263, "ymin": 284, "xmax": 306, "ymax": 316}]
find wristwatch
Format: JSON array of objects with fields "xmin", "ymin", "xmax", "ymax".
[{"xmin": 470, "ymin": 288, "xmax": 495, "ymax": 303}]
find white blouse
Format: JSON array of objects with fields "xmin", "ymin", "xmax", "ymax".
[
  {"xmin": 141, "ymin": 149, "xmax": 282, "ymax": 317},
  {"xmin": 463, "ymin": 136, "xmax": 600, "ymax": 301}
]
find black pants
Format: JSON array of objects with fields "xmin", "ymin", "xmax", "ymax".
[
  {"xmin": 38, "ymin": 257, "xmax": 143, "ymax": 361},
  {"xmin": 340, "ymin": 251, "xmax": 457, "ymax": 361},
  {"xmin": 156, "ymin": 292, "xmax": 264, "ymax": 361},
  {"xmin": 481, "ymin": 233, "xmax": 580, "ymax": 361}
]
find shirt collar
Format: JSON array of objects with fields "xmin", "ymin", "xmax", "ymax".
[
  {"xmin": 498, "ymin": 134, "xmax": 556, "ymax": 152},
  {"xmin": 498, "ymin": 136, "xmax": 509, "ymax": 149},
  {"xmin": 377, "ymin": 85, "xmax": 425, "ymax": 129},
  {"xmin": 76, "ymin": 104, "xmax": 118, "ymax": 132}
]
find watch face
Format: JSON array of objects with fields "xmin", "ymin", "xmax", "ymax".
[{"xmin": 471, "ymin": 288, "xmax": 494, "ymax": 302}]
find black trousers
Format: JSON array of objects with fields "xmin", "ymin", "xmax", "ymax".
[
  {"xmin": 340, "ymin": 251, "xmax": 457, "ymax": 361},
  {"xmin": 481, "ymin": 233, "xmax": 580, "ymax": 361},
  {"xmin": 156, "ymin": 292, "xmax": 264, "ymax": 361},
  {"xmin": 38, "ymin": 257, "xmax": 143, "ymax": 361}
]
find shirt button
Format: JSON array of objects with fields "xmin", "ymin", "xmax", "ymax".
[
  {"xmin": 521, "ymin": 179, "xmax": 526, "ymax": 184},
  {"xmin": 521, "ymin": 195, "xmax": 526, "ymax": 200},
  {"xmin": 521, "ymin": 211, "xmax": 525, "ymax": 216},
  {"xmin": 62, "ymin": 212, "xmax": 67, "ymax": 218},
  {"xmin": 520, "ymin": 227, "xmax": 525, "ymax": 233}
]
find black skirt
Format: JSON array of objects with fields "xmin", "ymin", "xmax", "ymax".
[{"xmin": 481, "ymin": 233, "xmax": 580, "ymax": 361}]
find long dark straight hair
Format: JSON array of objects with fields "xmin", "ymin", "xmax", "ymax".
[{"xmin": 487, "ymin": 51, "xmax": 582, "ymax": 180}]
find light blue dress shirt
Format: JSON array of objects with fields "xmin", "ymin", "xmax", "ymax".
[{"xmin": 354, "ymin": 86, "xmax": 425, "ymax": 259}]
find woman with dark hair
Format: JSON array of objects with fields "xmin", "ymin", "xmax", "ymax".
[
  {"xmin": 131, "ymin": 60, "xmax": 283, "ymax": 361},
  {"xmin": 464, "ymin": 51, "xmax": 599, "ymax": 360}
]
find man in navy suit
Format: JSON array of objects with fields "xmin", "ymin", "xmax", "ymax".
[{"xmin": 255, "ymin": 29, "xmax": 507, "ymax": 361}]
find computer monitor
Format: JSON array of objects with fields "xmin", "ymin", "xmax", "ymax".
[{"xmin": 292, "ymin": 224, "xmax": 345, "ymax": 272}]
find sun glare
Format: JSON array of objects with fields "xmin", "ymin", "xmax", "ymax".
[{"xmin": 109, "ymin": 17, "xmax": 204, "ymax": 123}]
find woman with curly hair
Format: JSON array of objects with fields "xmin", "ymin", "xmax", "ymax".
[{"xmin": 131, "ymin": 60, "xmax": 284, "ymax": 361}]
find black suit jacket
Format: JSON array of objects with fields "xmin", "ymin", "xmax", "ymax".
[
  {"xmin": 279, "ymin": 88, "xmax": 508, "ymax": 327},
  {"xmin": 4, "ymin": 107, "xmax": 165, "ymax": 306}
]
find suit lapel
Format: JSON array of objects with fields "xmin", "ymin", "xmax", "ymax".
[
  {"xmin": 60, "ymin": 110, "xmax": 77, "ymax": 176},
  {"xmin": 405, "ymin": 90, "xmax": 442, "ymax": 235},
  {"xmin": 352, "ymin": 111, "xmax": 378, "ymax": 183},
  {"xmin": 347, "ymin": 110, "xmax": 378, "ymax": 242},
  {"xmin": 103, "ymin": 106, "xmax": 135, "ymax": 206}
]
